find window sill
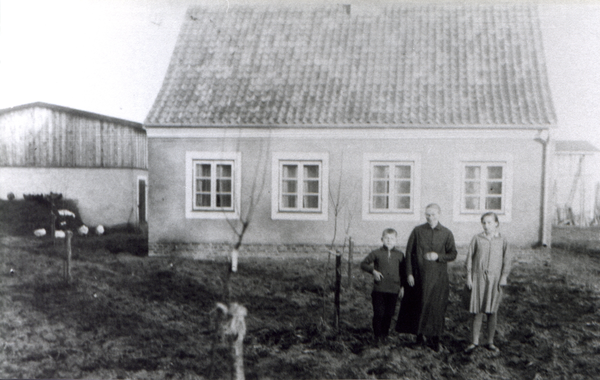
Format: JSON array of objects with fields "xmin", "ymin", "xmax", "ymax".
[
  {"xmin": 453, "ymin": 212, "xmax": 511, "ymax": 223},
  {"xmin": 185, "ymin": 209, "xmax": 240, "ymax": 220},
  {"xmin": 362, "ymin": 211, "xmax": 421, "ymax": 221},
  {"xmin": 271, "ymin": 211, "xmax": 328, "ymax": 221}
]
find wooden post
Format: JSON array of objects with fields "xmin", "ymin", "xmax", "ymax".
[
  {"xmin": 51, "ymin": 212, "xmax": 56, "ymax": 246},
  {"xmin": 347, "ymin": 237, "xmax": 353, "ymax": 289},
  {"xmin": 65, "ymin": 231, "xmax": 73, "ymax": 283},
  {"xmin": 334, "ymin": 251, "xmax": 341, "ymax": 332},
  {"xmin": 214, "ymin": 302, "xmax": 247, "ymax": 380},
  {"xmin": 595, "ymin": 183, "xmax": 600, "ymax": 225},
  {"xmin": 580, "ymin": 156, "xmax": 586, "ymax": 226}
]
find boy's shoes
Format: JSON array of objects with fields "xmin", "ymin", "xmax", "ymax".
[
  {"xmin": 464, "ymin": 344, "xmax": 478, "ymax": 353},
  {"xmin": 410, "ymin": 334, "xmax": 425, "ymax": 348},
  {"xmin": 484, "ymin": 343, "xmax": 500, "ymax": 353},
  {"xmin": 427, "ymin": 336, "xmax": 442, "ymax": 352},
  {"xmin": 374, "ymin": 337, "xmax": 387, "ymax": 347}
]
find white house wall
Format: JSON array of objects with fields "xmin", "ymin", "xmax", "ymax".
[{"xmin": 148, "ymin": 128, "xmax": 546, "ymax": 249}]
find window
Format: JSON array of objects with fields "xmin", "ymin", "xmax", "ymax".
[
  {"xmin": 280, "ymin": 162, "xmax": 321, "ymax": 211},
  {"xmin": 362, "ymin": 154, "xmax": 421, "ymax": 221},
  {"xmin": 462, "ymin": 164, "xmax": 504, "ymax": 212},
  {"xmin": 370, "ymin": 162, "xmax": 413, "ymax": 212},
  {"xmin": 454, "ymin": 155, "xmax": 513, "ymax": 222},
  {"xmin": 193, "ymin": 161, "xmax": 234, "ymax": 211},
  {"xmin": 271, "ymin": 152, "xmax": 329, "ymax": 220},
  {"xmin": 185, "ymin": 152, "xmax": 241, "ymax": 219}
]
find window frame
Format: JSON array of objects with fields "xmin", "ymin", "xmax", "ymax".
[
  {"xmin": 271, "ymin": 152, "xmax": 329, "ymax": 221},
  {"xmin": 453, "ymin": 154, "xmax": 513, "ymax": 222},
  {"xmin": 362, "ymin": 153, "xmax": 421, "ymax": 221},
  {"xmin": 185, "ymin": 151, "xmax": 242, "ymax": 219}
]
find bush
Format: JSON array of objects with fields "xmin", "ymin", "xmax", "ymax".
[
  {"xmin": 72, "ymin": 233, "xmax": 148, "ymax": 257},
  {"xmin": 22, "ymin": 193, "xmax": 84, "ymax": 231},
  {"xmin": 1, "ymin": 194, "xmax": 83, "ymax": 236},
  {"xmin": 0, "ymin": 199, "xmax": 52, "ymax": 236}
]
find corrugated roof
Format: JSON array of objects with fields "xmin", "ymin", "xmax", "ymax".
[
  {"xmin": 146, "ymin": 4, "xmax": 556, "ymax": 127},
  {"xmin": 555, "ymin": 140, "xmax": 599, "ymax": 153}
]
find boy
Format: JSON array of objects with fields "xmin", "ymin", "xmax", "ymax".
[{"xmin": 361, "ymin": 228, "xmax": 406, "ymax": 346}]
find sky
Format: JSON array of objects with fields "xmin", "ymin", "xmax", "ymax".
[{"xmin": 0, "ymin": 0, "xmax": 599, "ymax": 147}]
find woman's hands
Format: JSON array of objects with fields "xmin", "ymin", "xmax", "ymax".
[{"xmin": 424, "ymin": 251, "xmax": 438, "ymax": 261}]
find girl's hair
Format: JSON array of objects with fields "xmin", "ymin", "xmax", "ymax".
[{"xmin": 481, "ymin": 212, "xmax": 499, "ymax": 224}]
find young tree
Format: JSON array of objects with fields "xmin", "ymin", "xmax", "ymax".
[
  {"xmin": 324, "ymin": 151, "xmax": 360, "ymax": 331},
  {"xmin": 211, "ymin": 134, "xmax": 271, "ymax": 380}
]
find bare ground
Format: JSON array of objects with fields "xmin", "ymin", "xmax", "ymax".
[{"xmin": 1, "ymin": 229, "xmax": 599, "ymax": 379}]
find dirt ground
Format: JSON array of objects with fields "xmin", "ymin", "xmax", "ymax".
[{"xmin": 1, "ymin": 227, "xmax": 599, "ymax": 379}]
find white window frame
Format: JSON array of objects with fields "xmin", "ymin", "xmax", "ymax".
[
  {"xmin": 271, "ymin": 152, "xmax": 329, "ymax": 221},
  {"xmin": 453, "ymin": 154, "xmax": 513, "ymax": 222},
  {"xmin": 362, "ymin": 153, "xmax": 421, "ymax": 221},
  {"xmin": 185, "ymin": 151, "xmax": 242, "ymax": 219}
]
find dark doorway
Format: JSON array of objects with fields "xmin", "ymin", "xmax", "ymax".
[{"xmin": 138, "ymin": 178, "xmax": 146, "ymax": 223}]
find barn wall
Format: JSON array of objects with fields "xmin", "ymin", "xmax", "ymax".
[
  {"xmin": 0, "ymin": 167, "xmax": 147, "ymax": 227},
  {"xmin": 0, "ymin": 106, "xmax": 147, "ymax": 169},
  {"xmin": 148, "ymin": 130, "xmax": 544, "ymax": 251}
]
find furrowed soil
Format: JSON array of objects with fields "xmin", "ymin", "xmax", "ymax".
[{"xmin": 1, "ymin": 228, "xmax": 599, "ymax": 379}]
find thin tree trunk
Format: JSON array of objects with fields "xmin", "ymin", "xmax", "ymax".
[
  {"xmin": 347, "ymin": 237, "xmax": 353, "ymax": 289},
  {"xmin": 65, "ymin": 231, "xmax": 73, "ymax": 283},
  {"xmin": 334, "ymin": 252, "xmax": 341, "ymax": 332}
]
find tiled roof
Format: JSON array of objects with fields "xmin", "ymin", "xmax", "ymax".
[
  {"xmin": 555, "ymin": 140, "xmax": 599, "ymax": 153},
  {"xmin": 146, "ymin": 4, "xmax": 556, "ymax": 127}
]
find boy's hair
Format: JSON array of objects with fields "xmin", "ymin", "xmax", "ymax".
[
  {"xmin": 481, "ymin": 212, "xmax": 499, "ymax": 224},
  {"xmin": 382, "ymin": 228, "xmax": 398, "ymax": 237}
]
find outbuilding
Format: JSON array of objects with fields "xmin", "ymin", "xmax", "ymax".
[
  {"xmin": 553, "ymin": 140, "xmax": 599, "ymax": 226},
  {"xmin": 0, "ymin": 102, "xmax": 148, "ymax": 227}
]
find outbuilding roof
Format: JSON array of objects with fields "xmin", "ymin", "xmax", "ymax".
[
  {"xmin": 555, "ymin": 140, "xmax": 600, "ymax": 154},
  {"xmin": 146, "ymin": 4, "xmax": 556, "ymax": 127},
  {"xmin": 0, "ymin": 102, "xmax": 145, "ymax": 131}
]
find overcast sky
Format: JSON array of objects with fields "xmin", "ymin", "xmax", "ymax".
[{"xmin": 1, "ymin": 0, "xmax": 599, "ymax": 150}]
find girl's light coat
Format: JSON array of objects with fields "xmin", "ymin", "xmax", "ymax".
[{"xmin": 465, "ymin": 233, "xmax": 512, "ymax": 314}]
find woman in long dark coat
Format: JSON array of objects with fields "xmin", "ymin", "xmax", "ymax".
[{"xmin": 395, "ymin": 204, "xmax": 457, "ymax": 351}]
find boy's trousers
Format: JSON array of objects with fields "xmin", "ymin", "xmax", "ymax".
[{"xmin": 372, "ymin": 291, "xmax": 399, "ymax": 338}]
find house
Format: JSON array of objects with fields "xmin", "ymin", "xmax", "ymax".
[
  {"xmin": 145, "ymin": 4, "xmax": 557, "ymax": 257},
  {"xmin": 553, "ymin": 140, "xmax": 599, "ymax": 226},
  {"xmin": 0, "ymin": 102, "xmax": 148, "ymax": 227}
]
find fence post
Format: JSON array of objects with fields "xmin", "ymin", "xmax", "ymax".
[
  {"xmin": 334, "ymin": 251, "xmax": 342, "ymax": 332},
  {"xmin": 347, "ymin": 237, "xmax": 353, "ymax": 289},
  {"xmin": 51, "ymin": 212, "xmax": 56, "ymax": 247},
  {"xmin": 65, "ymin": 231, "xmax": 73, "ymax": 283}
]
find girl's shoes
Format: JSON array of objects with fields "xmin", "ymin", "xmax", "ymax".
[
  {"xmin": 484, "ymin": 343, "xmax": 500, "ymax": 353},
  {"xmin": 464, "ymin": 344, "xmax": 478, "ymax": 353}
]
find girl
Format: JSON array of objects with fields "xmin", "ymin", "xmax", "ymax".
[{"xmin": 464, "ymin": 212, "xmax": 511, "ymax": 353}]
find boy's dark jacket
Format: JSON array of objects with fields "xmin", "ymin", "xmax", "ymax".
[{"xmin": 361, "ymin": 246, "xmax": 406, "ymax": 294}]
